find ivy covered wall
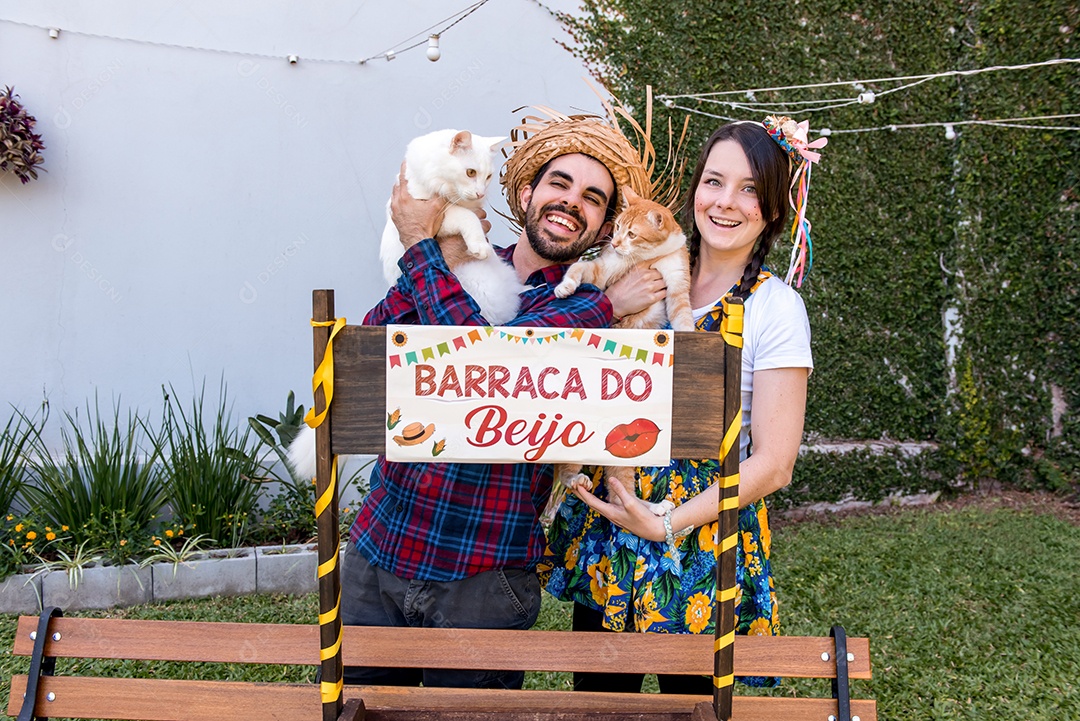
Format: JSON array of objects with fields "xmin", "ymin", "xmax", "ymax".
[{"xmin": 557, "ymin": 1, "xmax": 1079, "ymax": 505}]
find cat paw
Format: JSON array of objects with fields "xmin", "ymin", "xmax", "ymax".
[
  {"xmin": 647, "ymin": 499, "xmax": 675, "ymax": 517},
  {"xmin": 466, "ymin": 243, "xmax": 490, "ymax": 260},
  {"xmin": 670, "ymin": 316, "xmax": 696, "ymax": 332},
  {"xmin": 554, "ymin": 279, "xmax": 577, "ymax": 299},
  {"xmin": 564, "ymin": 473, "xmax": 593, "ymax": 492}
]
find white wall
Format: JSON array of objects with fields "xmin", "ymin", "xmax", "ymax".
[{"xmin": 0, "ymin": 0, "xmax": 602, "ymax": 449}]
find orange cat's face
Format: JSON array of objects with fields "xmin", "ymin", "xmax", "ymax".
[{"xmin": 609, "ymin": 188, "xmax": 684, "ymax": 260}]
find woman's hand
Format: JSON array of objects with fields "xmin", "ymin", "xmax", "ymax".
[
  {"xmin": 604, "ymin": 263, "xmax": 667, "ymax": 320},
  {"xmin": 391, "ymin": 162, "xmax": 448, "ymax": 249},
  {"xmin": 573, "ymin": 477, "xmax": 667, "ymax": 542}
]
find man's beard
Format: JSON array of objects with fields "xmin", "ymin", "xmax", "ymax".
[{"xmin": 524, "ymin": 202, "xmax": 602, "ymax": 263}]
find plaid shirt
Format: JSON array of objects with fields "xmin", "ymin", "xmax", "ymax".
[{"xmin": 352, "ymin": 239, "xmax": 613, "ymax": 581}]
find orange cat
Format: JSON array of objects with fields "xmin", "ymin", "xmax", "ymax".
[
  {"xmin": 545, "ymin": 187, "xmax": 694, "ymax": 523},
  {"xmin": 553, "ymin": 186, "xmax": 694, "ymax": 331}
]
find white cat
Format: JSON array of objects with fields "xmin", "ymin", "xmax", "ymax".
[
  {"xmin": 379, "ymin": 129, "xmax": 524, "ymax": 325},
  {"xmin": 289, "ymin": 131, "xmax": 525, "ymax": 480}
]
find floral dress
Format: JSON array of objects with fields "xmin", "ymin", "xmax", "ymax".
[{"xmin": 539, "ymin": 285, "xmax": 780, "ymax": 687}]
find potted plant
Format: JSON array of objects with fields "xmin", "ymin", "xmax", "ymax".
[{"xmin": 0, "ymin": 86, "xmax": 45, "ymax": 184}]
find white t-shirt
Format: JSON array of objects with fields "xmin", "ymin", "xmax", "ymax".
[{"xmin": 692, "ymin": 276, "xmax": 813, "ymax": 462}]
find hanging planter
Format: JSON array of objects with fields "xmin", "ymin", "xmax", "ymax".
[{"xmin": 0, "ymin": 86, "xmax": 46, "ymax": 184}]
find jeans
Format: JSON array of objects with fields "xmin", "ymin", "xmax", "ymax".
[{"xmin": 340, "ymin": 542, "xmax": 541, "ymax": 688}]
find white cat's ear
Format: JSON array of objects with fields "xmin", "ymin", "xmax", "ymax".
[{"xmin": 450, "ymin": 130, "xmax": 474, "ymax": 154}]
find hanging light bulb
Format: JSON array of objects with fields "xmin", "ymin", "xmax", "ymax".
[
  {"xmin": 819, "ymin": 128, "xmax": 833, "ymax": 137},
  {"xmin": 944, "ymin": 124, "xmax": 957, "ymax": 140},
  {"xmin": 48, "ymin": 27, "xmax": 60, "ymax": 39},
  {"xmin": 857, "ymin": 90, "xmax": 876, "ymax": 104},
  {"xmin": 426, "ymin": 35, "xmax": 441, "ymax": 62},
  {"xmin": 385, "ymin": 50, "xmax": 396, "ymax": 61}
]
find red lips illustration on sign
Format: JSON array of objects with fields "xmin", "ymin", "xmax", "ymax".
[{"xmin": 604, "ymin": 418, "xmax": 661, "ymax": 459}]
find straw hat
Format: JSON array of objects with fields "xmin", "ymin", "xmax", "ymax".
[
  {"xmin": 500, "ymin": 88, "xmax": 689, "ymax": 225},
  {"xmin": 393, "ymin": 422, "xmax": 435, "ymax": 447}
]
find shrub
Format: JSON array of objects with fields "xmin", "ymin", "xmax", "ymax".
[
  {"xmin": 160, "ymin": 382, "xmax": 263, "ymax": 548},
  {"xmin": 0, "ymin": 407, "xmax": 44, "ymax": 517},
  {"xmin": 21, "ymin": 398, "xmax": 166, "ymax": 555}
]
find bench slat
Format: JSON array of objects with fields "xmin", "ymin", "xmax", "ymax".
[
  {"xmin": 12, "ymin": 617, "xmax": 871, "ymax": 678},
  {"xmin": 7, "ymin": 676, "xmax": 876, "ymax": 721}
]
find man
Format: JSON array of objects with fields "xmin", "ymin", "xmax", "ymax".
[{"xmin": 342, "ymin": 114, "xmax": 665, "ymax": 689}]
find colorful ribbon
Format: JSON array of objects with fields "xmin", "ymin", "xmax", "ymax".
[{"xmin": 306, "ymin": 317, "xmax": 346, "ymax": 707}]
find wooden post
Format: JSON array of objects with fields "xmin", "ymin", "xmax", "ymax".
[
  {"xmin": 312, "ymin": 290, "xmax": 344, "ymax": 721},
  {"xmin": 713, "ymin": 296, "xmax": 743, "ymax": 721}
]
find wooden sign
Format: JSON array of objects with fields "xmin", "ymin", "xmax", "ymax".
[{"xmin": 384, "ymin": 325, "xmax": 676, "ymax": 465}]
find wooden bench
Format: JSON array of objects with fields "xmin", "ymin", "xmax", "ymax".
[
  {"xmin": 8, "ymin": 615, "xmax": 874, "ymax": 720},
  {"xmin": 5, "ymin": 290, "xmax": 876, "ymax": 721}
]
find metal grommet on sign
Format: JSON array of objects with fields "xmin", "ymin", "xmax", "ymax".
[
  {"xmin": 46, "ymin": 693, "xmax": 55, "ymax": 702},
  {"xmin": 821, "ymin": 652, "xmax": 830, "ymax": 661},
  {"xmin": 52, "ymin": 632, "xmax": 61, "ymax": 641}
]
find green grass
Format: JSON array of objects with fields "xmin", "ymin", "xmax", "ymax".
[{"xmin": 2, "ymin": 501, "xmax": 1078, "ymax": 719}]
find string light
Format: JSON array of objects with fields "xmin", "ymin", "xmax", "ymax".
[
  {"xmin": 0, "ymin": 2, "xmax": 491, "ymax": 66},
  {"xmin": 665, "ymin": 100, "xmax": 1080, "ymax": 135},
  {"xmin": 426, "ymin": 35, "xmax": 441, "ymax": 62},
  {"xmin": 658, "ymin": 58, "xmax": 1079, "ymax": 136},
  {"xmin": 821, "ymin": 113, "xmax": 1080, "ymax": 135},
  {"xmin": 358, "ymin": 0, "xmax": 489, "ymax": 65},
  {"xmin": 659, "ymin": 58, "xmax": 1080, "ymax": 120}
]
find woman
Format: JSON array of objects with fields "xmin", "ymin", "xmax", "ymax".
[{"xmin": 539, "ymin": 117, "xmax": 822, "ymax": 693}]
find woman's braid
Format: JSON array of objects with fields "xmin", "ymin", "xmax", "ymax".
[{"xmin": 732, "ymin": 242, "xmax": 769, "ymax": 300}]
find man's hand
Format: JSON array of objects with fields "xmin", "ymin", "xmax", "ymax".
[
  {"xmin": 391, "ymin": 162, "xmax": 449, "ymax": 250},
  {"xmin": 605, "ymin": 263, "xmax": 667, "ymax": 320},
  {"xmin": 474, "ymin": 207, "xmax": 492, "ymax": 236}
]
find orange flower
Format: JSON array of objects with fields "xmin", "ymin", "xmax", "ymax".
[
  {"xmin": 684, "ymin": 592, "xmax": 713, "ymax": 633},
  {"xmin": 25, "ymin": 531, "xmax": 37, "ymax": 540},
  {"xmin": 748, "ymin": 618, "xmax": 773, "ymax": 637},
  {"xmin": 741, "ymin": 531, "xmax": 758, "ymax": 555},
  {"xmin": 45, "ymin": 532, "xmax": 56, "ymax": 541},
  {"xmin": 14, "ymin": 523, "xmax": 23, "ymax": 532},
  {"xmin": 697, "ymin": 524, "xmax": 717, "ymax": 554},
  {"xmin": 165, "ymin": 529, "xmax": 174, "ymax": 538},
  {"xmin": 61, "ymin": 525, "xmax": 69, "ymax": 531},
  {"xmin": 757, "ymin": 504, "xmax": 772, "ymax": 555},
  {"xmin": 153, "ymin": 539, "xmax": 162, "ymax": 546},
  {"xmin": 119, "ymin": 539, "xmax": 127, "ymax": 546}
]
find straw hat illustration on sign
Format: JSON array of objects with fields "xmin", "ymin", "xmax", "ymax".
[{"xmin": 393, "ymin": 421, "xmax": 436, "ymax": 446}]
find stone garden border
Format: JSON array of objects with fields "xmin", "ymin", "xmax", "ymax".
[{"xmin": 0, "ymin": 542, "xmax": 336, "ymax": 613}]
